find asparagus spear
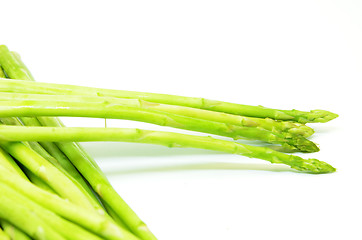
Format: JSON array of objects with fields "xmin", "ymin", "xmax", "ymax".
[
  {"xmin": 0, "ymin": 140, "xmax": 120, "ymax": 239},
  {"xmin": 0, "ymin": 91, "xmax": 314, "ymax": 137},
  {"xmin": 0, "ymin": 183, "xmax": 99, "ymax": 240},
  {"xmin": 0, "ymin": 143, "xmax": 34, "ymax": 240},
  {"xmin": 0, "ymin": 193, "xmax": 65, "ymax": 240},
  {"xmin": 0, "ymin": 222, "xmax": 30, "ymax": 240},
  {"xmin": 0, "ymin": 100, "xmax": 319, "ymax": 152},
  {"xmin": 0, "ymin": 78, "xmax": 338, "ymax": 125},
  {"xmin": 0, "ymin": 80, "xmax": 104, "ymax": 211},
  {"xmin": 0, "ymin": 183, "xmax": 110, "ymax": 240},
  {"xmin": 0, "ymin": 165, "xmax": 138, "ymax": 240},
  {"xmin": 0, "ymin": 125, "xmax": 335, "ymax": 173},
  {"xmin": 0, "ymin": 45, "xmax": 156, "ymax": 240},
  {"xmin": 0, "ymin": 140, "xmax": 97, "ymax": 210}
]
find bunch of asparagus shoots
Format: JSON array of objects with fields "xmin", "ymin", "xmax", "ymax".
[{"xmin": 0, "ymin": 44, "xmax": 338, "ymax": 240}]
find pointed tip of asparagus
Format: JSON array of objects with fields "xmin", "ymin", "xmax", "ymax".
[
  {"xmin": 285, "ymin": 135, "xmax": 319, "ymax": 153},
  {"xmin": 293, "ymin": 158, "xmax": 336, "ymax": 174},
  {"xmin": 309, "ymin": 110, "xmax": 339, "ymax": 123}
]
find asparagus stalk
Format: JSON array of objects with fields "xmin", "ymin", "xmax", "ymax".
[
  {"xmin": 0, "ymin": 146, "xmax": 28, "ymax": 179},
  {"xmin": 0, "ymin": 45, "xmax": 156, "ymax": 240},
  {"xmin": 0, "ymin": 183, "xmax": 101, "ymax": 240},
  {"xmin": 0, "ymin": 48, "xmax": 34, "ymax": 80},
  {"xmin": 19, "ymin": 116, "xmax": 104, "ymax": 204},
  {"xmin": 0, "ymin": 221, "xmax": 30, "ymax": 240},
  {"xmin": 0, "ymin": 91, "xmax": 314, "ymax": 137},
  {"xmin": 0, "ymin": 193, "xmax": 65, "ymax": 240},
  {"xmin": 0, "ymin": 125, "xmax": 335, "ymax": 173},
  {"xmin": 0, "ymin": 144, "xmax": 34, "ymax": 240},
  {"xmin": 0, "ymin": 140, "xmax": 97, "ymax": 210},
  {"xmin": 0, "ymin": 100, "xmax": 319, "ymax": 152},
  {"xmin": 0, "ymin": 165, "xmax": 138, "ymax": 240},
  {"xmin": 0, "ymin": 79, "xmax": 338, "ymax": 123}
]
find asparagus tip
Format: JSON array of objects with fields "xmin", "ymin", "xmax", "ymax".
[
  {"xmin": 294, "ymin": 158, "xmax": 336, "ymax": 174},
  {"xmin": 309, "ymin": 110, "xmax": 339, "ymax": 123}
]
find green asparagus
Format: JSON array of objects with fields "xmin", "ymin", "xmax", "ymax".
[
  {"xmin": 0, "ymin": 78, "xmax": 338, "ymax": 123},
  {"xmin": 0, "ymin": 165, "xmax": 138, "ymax": 240},
  {"xmin": 0, "ymin": 100, "xmax": 318, "ymax": 152},
  {"xmin": 0, "ymin": 125, "xmax": 335, "ymax": 173},
  {"xmin": 0, "ymin": 45, "xmax": 156, "ymax": 240},
  {"xmin": 0, "ymin": 91, "xmax": 314, "ymax": 137}
]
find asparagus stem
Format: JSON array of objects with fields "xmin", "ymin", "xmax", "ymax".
[
  {"xmin": 0, "ymin": 133, "xmax": 36, "ymax": 240},
  {"xmin": 0, "ymin": 46, "xmax": 34, "ymax": 80},
  {"xmin": 0, "ymin": 100, "xmax": 319, "ymax": 152},
  {"xmin": 0, "ymin": 45, "xmax": 155, "ymax": 239},
  {"xmin": 0, "ymin": 92, "xmax": 314, "ymax": 137},
  {"xmin": 0, "ymin": 166, "xmax": 139, "ymax": 240},
  {"xmin": 0, "ymin": 79, "xmax": 338, "ymax": 123},
  {"xmin": 0, "ymin": 183, "xmax": 104, "ymax": 240},
  {"xmin": 0, "ymin": 125, "xmax": 335, "ymax": 173},
  {"xmin": 0, "ymin": 192, "xmax": 66, "ymax": 240},
  {"xmin": 0, "ymin": 146, "xmax": 28, "ymax": 179},
  {"xmin": 0, "ymin": 220, "xmax": 31, "ymax": 240},
  {"xmin": 19, "ymin": 116, "xmax": 104, "ymax": 206},
  {"xmin": 0, "ymin": 140, "xmax": 97, "ymax": 210}
]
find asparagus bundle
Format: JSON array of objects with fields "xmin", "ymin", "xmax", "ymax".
[{"xmin": 0, "ymin": 44, "xmax": 338, "ymax": 239}]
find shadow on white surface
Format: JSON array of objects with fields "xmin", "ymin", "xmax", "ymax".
[{"xmin": 103, "ymin": 161, "xmax": 298, "ymax": 176}]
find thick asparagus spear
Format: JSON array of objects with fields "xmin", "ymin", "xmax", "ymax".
[
  {"xmin": 0, "ymin": 100, "xmax": 318, "ymax": 152},
  {"xmin": 0, "ymin": 125, "xmax": 335, "ymax": 173},
  {"xmin": 0, "ymin": 92, "xmax": 314, "ymax": 137},
  {"xmin": 0, "ymin": 45, "xmax": 156, "ymax": 240}
]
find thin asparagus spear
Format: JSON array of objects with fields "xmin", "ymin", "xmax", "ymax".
[
  {"xmin": 20, "ymin": 116, "xmax": 105, "ymax": 205},
  {"xmin": 0, "ymin": 100, "xmax": 319, "ymax": 152},
  {"xmin": 0, "ymin": 77, "xmax": 338, "ymax": 123},
  {"xmin": 0, "ymin": 183, "xmax": 106, "ymax": 240},
  {"xmin": 0, "ymin": 92, "xmax": 314, "ymax": 137},
  {"xmin": 0, "ymin": 143, "xmax": 33, "ymax": 240},
  {"xmin": 0, "ymin": 47, "xmax": 339, "ymax": 123},
  {"xmin": 0, "ymin": 140, "xmax": 97, "ymax": 210},
  {"xmin": 0, "ymin": 166, "xmax": 139, "ymax": 240},
  {"xmin": 0, "ymin": 116, "xmax": 103, "ymax": 211},
  {"xmin": 0, "ymin": 125, "xmax": 335, "ymax": 173},
  {"xmin": 0, "ymin": 98, "xmax": 104, "ymax": 210},
  {"xmin": 0, "ymin": 48, "xmax": 34, "ymax": 80},
  {"xmin": 0, "ymin": 193, "xmax": 65, "ymax": 240}
]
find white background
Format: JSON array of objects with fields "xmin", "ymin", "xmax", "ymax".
[{"xmin": 1, "ymin": 0, "xmax": 361, "ymax": 239}]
